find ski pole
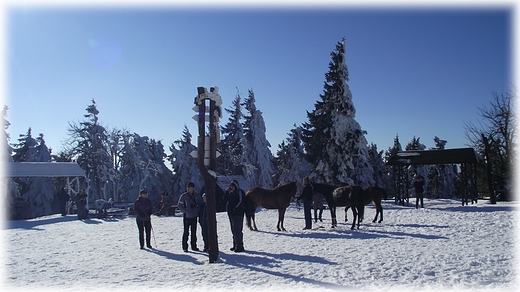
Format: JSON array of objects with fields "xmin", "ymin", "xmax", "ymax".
[{"xmin": 151, "ymin": 223, "xmax": 157, "ymax": 248}]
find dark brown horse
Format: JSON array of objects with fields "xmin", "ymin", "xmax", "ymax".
[
  {"xmin": 344, "ymin": 186, "xmax": 385, "ymax": 224},
  {"xmin": 245, "ymin": 181, "xmax": 297, "ymax": 231},
  {"xmin": 332, "ymin": 185, "xmax": 365, "ymax": 230},
  {"xmin": 363, "ymin": 186, "xmax": 385, "ymax": 223},
  {"xmin": 311, "ymin": 183, "xmax": 345, "ymax": 228}
]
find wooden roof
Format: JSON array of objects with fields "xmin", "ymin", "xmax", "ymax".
[
  {"xmin": 387, "ymin": 148, "xmax": 481, "ymax": 165},
  {"xmin": 2, "ymin": 162, "xmax": 86, "ymax": 178}
]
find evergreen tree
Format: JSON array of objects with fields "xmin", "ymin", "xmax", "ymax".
[
  {"xmin": 385, "ymin": 135, "xmax": 403, "ymax": 199},
  {"xmin": 405, "ymin": 136, "xmax": 426, "ymax": 151},
  {"xmin": 1, "ymin": 106, "xmax": 22, "ymax": 219},
  {"xmin": 218, "ymin": 91, "xmax": 245, "ymax": 176},
  {"xmin": 148, "ymin": 138, "xmax": 174, "ymax": 204},
  {"xmin": 1, "ymin": 105, "xmax": 13, "ymax": 162},
  {"xmin": 405, "ymin": 136, "xmax": 430, "ymax": 197},
  {"xmin": 118, "ymin": 133, "xmax": 173, "ymax": 205},
  {"xmin": 367, "ymin": 143, "xmax": 392, "ymax": 191},
  {"xmin": 67, "ymin": 99, "xmax": 112, "ymax": 201},
  {"xmin": 118, "ymin": 132, "xmax": 141, "ymax": 202},
  {"xmin": 242, "ymin": 89, "xmax": 275, "ymax": 188},
  {"xmin": 169, "ymin": 126, "xmax": 203, "ymax": 203},
  {"xmin": 301, "ymin": 39, "xmax": 373, "ymax": 187},
  {"xmin": 427, "ymin": 137, "xmax": 458, "ymax": 199},
  {"xmin": 274, "ymin": 125, "xmax": 311, "ymax": 194},
  {"xmin": 11, "ymin": 129, "xmax": 54, "ymax": 218}
]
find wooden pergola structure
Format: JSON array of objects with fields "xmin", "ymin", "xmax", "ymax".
[
  {"xmin": 387, "ymin": 148, "xmax": 481, "ymax": 206},
  {"xmin": 3, "ymin": 162, "xmax": 86, "ymax": 197}
]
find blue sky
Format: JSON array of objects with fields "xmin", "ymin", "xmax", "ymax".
[{"xmin": 5, "ymin": 4, "xmax": 513, "ymax": 157}]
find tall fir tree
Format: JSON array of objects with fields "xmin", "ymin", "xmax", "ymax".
[
  {"xmin": 405, "ymin": 136, "xmax": 430, "ymax": 197},
  {"xmin": 1, "ymin": 105, "xmax": 12, "ymax": 162},
  {"xmin": 118, "ymin": 133, "xmax": 173, "ymax": 204},
  {"xmin": 367, "ymin": 143, "xmax": 392, "ymax": 191},
  {"xmin": 1, "ymin": 106, "xmax": 23, "ymax": 220},
  {"xmin": 242, "ymin": 89, "xmax": 275, "ymax": 188},
  {"xmin": 301, "ymin": 39, "xmax": 373, "ymax": 187},
  {"xmin": 169, "ymin": 126, "xmax": 203, "ymax": 203},
  {"xmin": 427, "ymin": 136, "xmax": 458, "ymax": 199},
  {"xmin": 11, "ymin": 129, "xmax": 54, "ymax": 218},
  {"xmin": 274, "ymin": 125, "xmax": 311, "ymax": 194},
  {"xmin": 218, "ymin": 91, "xmax": 246, "ymax": 176},
  {"xmin": 67, "ymin": 99, "xmax": 112, "ymax": 201}
]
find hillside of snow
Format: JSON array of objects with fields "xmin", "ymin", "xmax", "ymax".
[{"xmin": 1, "ymin": 198, "xmax": 518, "ymax": 291}]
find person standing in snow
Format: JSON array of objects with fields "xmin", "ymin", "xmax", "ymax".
[
  {"xmin": 313, "ymin": 191, "xmax": 325, "ymax": 223},
  {"xmin": 224, "ymin": 180, "xmax": 245, "ymax": 252},
  {"xmin": 134, "ymin": 189, "xmax": 153, "ymax": 250},
  {"xmin": 296, "ymin": 177, "xmax": 313, "ymax": 230},
  {"xmin": 178, "ymin": 182, "xmax": 202, "ymax": 252},
  {"xmin": 57, "ymin": 187, "xmax": 70, "ymax": 216},
  {"xmin": 413, "ymin": 174, "xmax": 425, "ymax": 209},
  {"xmin": 73, "ymin": 189, "xmax": 88, "ymax": 220},
  {"xmin": 198, "ymin": 193, "xmax": 209, "ymax": 252}
]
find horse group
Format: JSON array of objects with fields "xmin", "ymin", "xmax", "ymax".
[{"xmin": 243, "ymin": 181, "xmax": 385, "ymax": 231}]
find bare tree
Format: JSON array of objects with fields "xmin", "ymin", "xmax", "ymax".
[{"xmin": 464, "ymin": 89, "xmax": 517, "ymax": 200}]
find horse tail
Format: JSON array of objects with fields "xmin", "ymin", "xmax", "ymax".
[{"xmin": 244, "ymin": 195, "xmax": 256, "ymax": 228}]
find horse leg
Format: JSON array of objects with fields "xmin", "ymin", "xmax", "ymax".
[
  {"xmin": 344, "ymin": 206, "xmax": 349, "ymax": 222},
  {"xmin": 372, "ymin": 202, "xmax": 378, "ymax": 223},
  {"xmin": 252, "ymin": 213, "xmax": 258, "ymax": 231},
  {"xmin": 378, "ymin": 204, "xmax": 383, "ymax": 223},
  {"xmin": 350, "ymin": 207, "xmax": 357, "ymax": 230},
  {"xmin": 277, "ymin": 208, "xmax": 287, "ymax": 231},
  {"xmin": 330, "ymin": 207, "xmax": 337, "ymax": 228}
]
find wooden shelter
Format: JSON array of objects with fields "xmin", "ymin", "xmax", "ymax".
[
  {"xmin": 3, "ymin": 162, "xmax": 86, "ymax": 197},
  {"xmin": 387, "ymin": 148, "xmax": 481, "ymax": 206}
]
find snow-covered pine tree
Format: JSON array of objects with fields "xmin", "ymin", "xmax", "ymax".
[
  {"xmin": 118, "ymin": 133, "xmax": 173, "ymax": 205},
  {"xmin": 367, "ymin": 143, "xmax": 392, "ymax": 192},
  {"xmin": 67, "ymin": 99, "xmax": 112, "ymax": 201},
  {"xmin": 1, "ymin": 105, "xmax": 12, "ymax": 162},
  {"xmin": 1, "ymin": 106, "xmax": 21, "ymax": 219},
  {"xmin": 427, "ymin": 136, "xmax": 459, "ymax": 198},
  {"xmin": 242, "ymin": 89, "xmax": 275, "ymax": 188},
  {"xmin": 169, "ymin": 125, "xmax": 203, "ymax": 203},
  {"xmin": 118, "ymin": 131, "xmax": 141, "ymax": 202},
  {"xmin": 405, "ymin": 136, "xmax": 430, "ymax": 197},
  {"xmin": 385, "ymin": 134, "xmax": 404, "ymax": 199},
  {"xmin": 218, "ymin": 91, "xmax": 245, "ymax": 176},
  {"xmin": 11, "ymin": 129, "xmax": 54, "ymax": 218},
  {"xmin": 301, "ymin": 39, "xmax": 374, "ymax": 187},
  {"xmin": 274, "ymin": 124, "xmax": 311, "ymax": 194},
  {"xmin": 148, "ymin": 138, "xmax": 174, "ymax": 203}
]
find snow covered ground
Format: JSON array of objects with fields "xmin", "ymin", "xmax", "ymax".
[{"xmin": 1, "ymin": 198, "xmax": 518, "ymax": 292}]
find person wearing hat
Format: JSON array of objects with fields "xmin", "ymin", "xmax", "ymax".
[
  {"xmin": 178, "ymin": 182, "xmax": 202, "ymax": 252},
  {"xmin": 224, "ymin": 180, "xmax": 245, "ymax": 252},
  {"xmin": 134, "ymin": 189, "xmax": 153, "ymax": 249}
]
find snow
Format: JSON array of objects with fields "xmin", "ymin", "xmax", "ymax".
[{"xmin": 1, "ymin": 199, "xmax": 518, "ymax": 292}]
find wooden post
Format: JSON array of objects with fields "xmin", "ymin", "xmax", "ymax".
[{"xmin": 195, "ymin": 87, "xmax": 220, "ymax": 263}]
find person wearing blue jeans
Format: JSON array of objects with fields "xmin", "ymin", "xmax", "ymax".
[{"xmin": 297, "ymin": 177, "xmax": 314, "ymax": 230}]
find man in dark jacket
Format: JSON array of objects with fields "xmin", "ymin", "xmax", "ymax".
[
  {"xmin": 178, "ymin": 182, "xmax": 202, "ymax": 252},
  {"xmin": 296, "ymin": 177, "xmax": 313, "ymax": 230},
  {"xmin": 134, "ymin": 189, "xmax": 153, "ymax": 249},
  {"xmin": 224, "ymin": 180, "xmax": 245, "ymax": 252},
  {"xmin": 414, "ymin": 174, "xmax": 425, "ymax": 209},
  {"xmin": 74, "ymin": 189, "xmax": 88, "ymax": 220},
  {"xmin": 57, "ymin": 188, "xmax": 70, "ymax": 216}
]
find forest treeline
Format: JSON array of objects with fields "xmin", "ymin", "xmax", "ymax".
[{"xmin": 2, "ymin": 40, "xmax": 515, "ymax": 219}]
